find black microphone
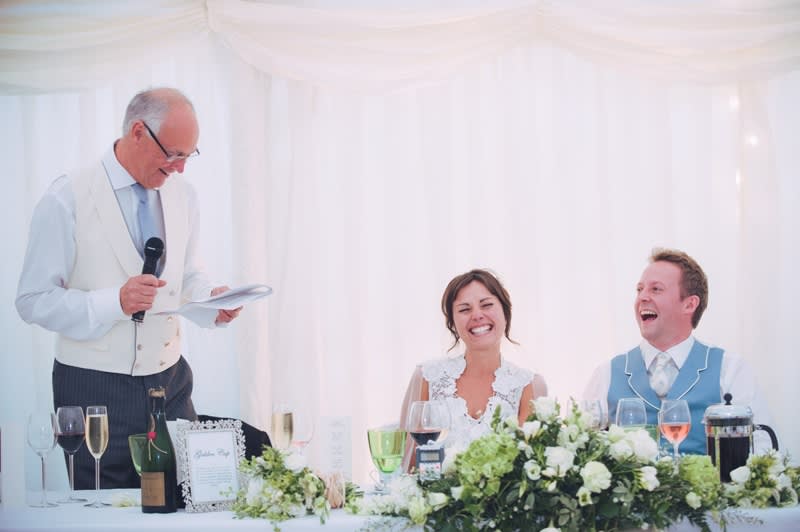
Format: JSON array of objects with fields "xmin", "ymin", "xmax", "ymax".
[{"xmin": 132, "ymin": 237, "xmax": 164, "ymax": 323}]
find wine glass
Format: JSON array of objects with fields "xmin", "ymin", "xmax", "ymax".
[
  {"xmin": 367, "ymin": 425, "xmax": 406, "ymax": 492},
  {"xmin": 84, "ymin": 406, "xmax": 109, "ymax": 507},
  {"xmin": 580, "ymin": 399, "xmax": 608, "ymax": 430},
  {"xmin": 658, "ymin": 399, "xmax": 691, "ymax": 461},
  {"xmin": 55, "ymin": 406, "xmax": 87, "ymax": 503},
  {"xmin": 26, "ymin": 411, "xmax": 57, "ymax": 508},
  {"xmin": 615, "ymin": 398, "xmax": 647, "ymax": 430},
  {"xmin": 290, "ymin": 412, "xmax": 314, "ymax": 454},
  {"xmin": 127, "ymin": 433, "xmax": 148, "ymax": 476},
  {"xmin": 270, "ymin": 403, "xmax": 294, "ymax": 450},
  {"xmin": 405, "ymin": 400, "xmax": 451, "ymax": 448}
]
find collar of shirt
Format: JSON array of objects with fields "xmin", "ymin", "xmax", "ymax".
[
  {"xmin": 640, "ymin": 335, "xmax": 695, "ymax": 370},
  {"xmin": 101, "ymin": 144, "xmax": 137, "ymax": 191}
]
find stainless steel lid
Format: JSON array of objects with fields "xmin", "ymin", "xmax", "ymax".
[{"xmin": 703, "ymin": 393, "xmax": 753, "ymax": 427}]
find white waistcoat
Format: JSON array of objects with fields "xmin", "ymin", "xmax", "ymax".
[{"xmin": 57, "ymin": 163, "xmax": 190, "ymax": 376}]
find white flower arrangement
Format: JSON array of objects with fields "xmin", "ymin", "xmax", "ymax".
[
  {"xmin": 232, "ymin": 447, "xmax": 332, "ymax": 530},
  {"xmin": 354, "ymin": 398, "xmax": 729, "ymax": 531},
  {"xmin": 724, "ymin": 450, "xmax": 800, "ymax": 508}
]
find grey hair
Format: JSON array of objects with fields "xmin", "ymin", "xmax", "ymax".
[{"xmin": 121, "ymin": 88, "xmax": 194, "ymax": 136}]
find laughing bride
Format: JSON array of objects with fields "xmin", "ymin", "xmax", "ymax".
[{"xmin": 400, "ymin": 268, "xmax": 548, "ymax": 470}]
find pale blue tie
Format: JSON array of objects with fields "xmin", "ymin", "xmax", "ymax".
[
  {"xmin": 649, "ymin": 352, "xmax": 678, "ymax": 398},
  {"xmin": 132, "ymin": 183, "xmax": 156, "ymax": 256}
]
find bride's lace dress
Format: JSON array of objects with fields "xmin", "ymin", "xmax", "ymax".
[{"xmin": 422, "ymin": 355, "xmax": 533, "ymax": 451}]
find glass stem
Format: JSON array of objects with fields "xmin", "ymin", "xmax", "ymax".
[
  {"xmin": 95, "ymin": 458, "xmax": 100, "ymax": 502},
  {"xmin": 40, "ymin": 455, "xmax": 47, "ymax": 505},
  {"xmin": 68, "ymin": 453, "xmax": 76, "ymax": 495},
  {"xmin": 673, "ymin": 443, "xmax": 679, "ymax": 461}
]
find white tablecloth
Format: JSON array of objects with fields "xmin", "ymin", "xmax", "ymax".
[{"xmin": 2, "ymin": 490, "xmax": 799, "ymax": 531}]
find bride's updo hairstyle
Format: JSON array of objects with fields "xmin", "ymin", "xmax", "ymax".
[{"xmin": 441, "ymin": 268, "xmax": 517, "ymax": 351}]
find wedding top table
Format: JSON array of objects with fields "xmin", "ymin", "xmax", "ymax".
[{"xmin": 2, "ymin": 490, "xmax": 799, "ymax": 532}]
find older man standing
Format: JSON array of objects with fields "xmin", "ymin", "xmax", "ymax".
[
  {"xmin": 17, "ymin": 88, "xmax": 241, "ymax": 489},
  {"xmin": 583, "ymin": 248, "xmax": 773, "ymax": 455}
]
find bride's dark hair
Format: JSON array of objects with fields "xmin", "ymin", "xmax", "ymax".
[{"xmin": 441, "ymin": 268, "xmax": 516, "ymax": 351}]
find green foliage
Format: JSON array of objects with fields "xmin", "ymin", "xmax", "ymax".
[{"xmin": 232, "ymin": 447, "xmax": 330, "ymax": 530}]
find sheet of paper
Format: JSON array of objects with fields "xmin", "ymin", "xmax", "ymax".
[{"xmin": 156, "ymin": 284, "xmax": 272, "ymax": 326}]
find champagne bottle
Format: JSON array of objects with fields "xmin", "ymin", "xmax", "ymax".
[{"xmin": 141, "ymin": 387, "xmax": 177, "ymax": 513}]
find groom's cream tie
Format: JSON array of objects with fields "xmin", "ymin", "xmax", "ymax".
[{"xmin": 649, "ymin": 352, "xmax": 678, "ymax": 398}]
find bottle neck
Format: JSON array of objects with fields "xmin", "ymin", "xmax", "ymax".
[{"xmin": 149, "ymin": 395, "xmax": 168, "ymax": 433}]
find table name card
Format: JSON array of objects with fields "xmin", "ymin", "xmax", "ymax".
[
  {"xmin": 176, "ymin": 419, "xmax": 245, "ymax": 512},
  {"xmin": 315, "ymin": 416, "xmax": 352, "ymax": 481}
]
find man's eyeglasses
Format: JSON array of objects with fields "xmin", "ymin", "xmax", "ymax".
[{"xmin": 142, "ymin": 121, "xmax": 199, "ymax": 163}]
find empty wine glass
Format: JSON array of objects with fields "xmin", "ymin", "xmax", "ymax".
[
  {"xmin": 367, "ymin": 425, "xmax": 406, "ymax": 492},
  {"xmin": 55, "ymin": 406, "xmax": 87, "ymax": 503},
  {"xmin": 26, "ymin": 411, "xmax": 57, "ymax": 508},
  {"xmin": 580, "ymin": 399, "xmax": 608, "ymax": 430},
  {"xmin": 615, "ymin": 398, "xmax": 647, "ymax": 430},
  {"xmin": 84, "ymin": 406, "xmax": 109, "ymax": 507},
  {"xmin": 270, "ymin": 403, "xmax": 293, "ymax": 451},
  {"xmin": 658, "ymin": 399, "xmax": 691, "ymax": 461},
  {"xmin": 405, "ymin": 400, "xmax": 451, "ymax": 447}
]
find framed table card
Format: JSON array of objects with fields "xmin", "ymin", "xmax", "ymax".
[{"xmin": 175, "ymin": 418, "xmax": 245, "ymax": 512}]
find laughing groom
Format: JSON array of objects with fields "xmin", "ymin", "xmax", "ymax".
[{"xmin": 582, "ymin": 248, "xmax": 773, "ymax": 454}]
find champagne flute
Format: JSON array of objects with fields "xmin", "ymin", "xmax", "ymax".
[
  {"xmin": 615, "ymin": 398, "xmax": 647, "ymax": 430},
  {"xmin": 659, "ymin": 399, "xmax": 691, "ymax": 461},
  {"xmin": 405, "ymin": 401, "xmax": 451, "ymax": 447},
  {"xmin": 55, "ymin": 406, "xmax": 87, "ymax": 503},
  {"xmin": 270, "ymin": 403, "xmax": 293, "ymax": 450},
  {"xmin": 26, "ymin": 411, "xmax": 57, "ymax": 508},
  {"xmin": 84, "ymin": 406, "xmax": 109, "ymax": 507}
]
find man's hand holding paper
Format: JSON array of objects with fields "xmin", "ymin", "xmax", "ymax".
[
  {"xmin": 211, "ymin": 285, "xmax": 242, "ymax": 325},
  {"xmin": 156, "ymin": 284, "xmax": 273, "ymax": 326}
]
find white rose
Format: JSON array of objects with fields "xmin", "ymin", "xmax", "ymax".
[
  {"xmin": 606, "ymin": 424, "xmax": 627, "ymax": 442},
  {"xmin": 427, "ymin": 492, "xmax": 449, "ymax": 510},
  {"xmin": 639, "ymin": 466, "xmax": 660, "ymax": 491},
  {"xmin": 522, "ymin": 420, "xmax": 542, "ymax": 439},
  {"xmin": 609, "ymin": 440, "xmax": 633, "ymax": 460},
  {"xmin": 284, "ymin": 450, "xmax": 307, "ymax": 472},
  {"xmin": 533, "ymin": 397, "xmax": 559, "ymax": 420},
  {"xmin": 577, "ymin": 485, "xmax": 593, "ymax": 506},
  {"xmin": 580, "ymin": 461, "xmax": 612, "ymax": 493},
  {"xmin": 685, "ymin": 491, "xmax": 702, "ymax": 509},
  {"xmin": 544, "ymin": 446, "xmax": 575, "ymax": 477},
  {"xmin": 729, "ymin": 466, "xmax": 751, "ymax": 484},
  {"xmin": 626, "ymin": 429, "xmax": 658, "ymax": 462},
  {"xmin": 777, "ymin": 473, "xmax": 792, "ymax": 489},
  {"xmin": 524, "ymin": 460, "xmax": 542, "ymax": 480}
]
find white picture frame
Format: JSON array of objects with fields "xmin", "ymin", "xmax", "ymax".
[{"xmin": 175, "ymin": 418, "xmax": 245, "ymax": 512}]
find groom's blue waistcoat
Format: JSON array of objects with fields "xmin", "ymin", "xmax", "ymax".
[{"xmin": 608, "ymin": 340, "xmax": 723, "ymax": 455}]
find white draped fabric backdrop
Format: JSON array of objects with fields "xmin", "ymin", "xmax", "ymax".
[{"xmin": 1, "ymin": 0, "xmax": 798, "ymax": 488}]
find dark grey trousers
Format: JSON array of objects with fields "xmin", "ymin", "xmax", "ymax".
[{"xmin": 52, "ymin": 357, "xmax": 197, "ymax": 490}]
